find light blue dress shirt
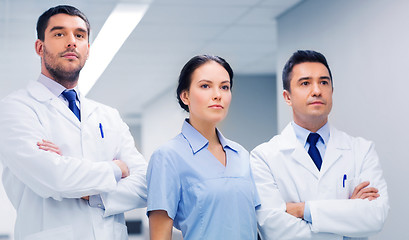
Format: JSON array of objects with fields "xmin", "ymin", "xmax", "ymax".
[
  {"xmin": 37, "ymin": 74, "xmax": 121, "ymax": 209},
  {"xmin": 291, "ymin": 121, "xmax": 330, "ymax": 222},
  {"xmin": 147, "ymin": 120, "xmax": 260, "ymax": 240}
]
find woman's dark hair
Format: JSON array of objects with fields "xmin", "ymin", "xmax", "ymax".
[
  {"xmin": 282, "ymin": 50, "xmax": 333, "ymax": 92},
  {"xmin": 37, "ymin": 5, "xmax": 90, "ymax": 41},
  {"xmin": 176, "ymin": 55, "xmax": 233, "ymax": 112}
]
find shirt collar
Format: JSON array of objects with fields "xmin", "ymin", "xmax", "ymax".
[
  {"xmin": 37, "ymin": 74, "xmax": 81, "ymax": 101},
  {"xmin": 181, "ymin": 119, "xmax": 237, "ymax": 154},
  {"xmin": 291, "ymin": 121, "xmax": 330, "ymax": 147}
]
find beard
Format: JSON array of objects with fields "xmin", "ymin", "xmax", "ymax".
[{"xmin": 43, "ymin": 46, "xmax": 85, "ymax": 84}]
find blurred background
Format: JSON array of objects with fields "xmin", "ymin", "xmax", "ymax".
[{"xmin": 0, "ymin": 0, "xmax": 408, "ymax": 239}]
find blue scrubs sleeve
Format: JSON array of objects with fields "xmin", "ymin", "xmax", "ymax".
[
  {"xmin": 147, "ymin": 149, "xmax": 180, "ymax": 220},
  {"xmin": 249, "ymin": 165, "xmax": 261, "ymax": 208}
]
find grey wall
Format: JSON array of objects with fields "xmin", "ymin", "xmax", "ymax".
[
  {"xmin": 220, "ymin": 74, "xmax": 277, "ymax": 151},
  {"xmin": 277, "ymin": 0, "xmax": 409, "ymax": 239}
]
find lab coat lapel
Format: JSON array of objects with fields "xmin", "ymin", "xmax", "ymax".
[
  {"xmin": 80, "ymin": 97, "xmax": 99, "ymax": 122},
  {"xmin": 320, "ymin": 126, "xmax": 350, "ymax": 176},
  {"xmin": 281, "ymin": 123, "xmax": 320, "ymax": 179},
  {"xmin": 27, "ymin": 81, "xmax": 81, "ymax": 128}
]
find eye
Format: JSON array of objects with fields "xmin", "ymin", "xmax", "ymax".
[
  {"xmin": 321, "ymin": 80, "xmax": 330, "ymax": 85},
  {"xmin": 200, "ymin": 84, "xmax": 209, "ymax": 89},
  {"xmin": 54, "ymin": 33, "xmax": 64, "ymax": 37},
  {"xmin": 76, "ymin": 34, "xmax": 84, "ymax": 39},
  {"xmin": 221, "ymin": 85, "xmax": 230, "ymax": 90},
  {"xmin": 301, "ymin": 81, "xmax": 309, "ymax": 86}
]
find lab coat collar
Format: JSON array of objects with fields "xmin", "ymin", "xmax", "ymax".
[
  {"xmin": 27, "ymin": 77, "xmax": 99, "ymax": 126},
  {"xmin": 279, "ymin": 122, "xmax": 352, "ymax": 178},
  {"xmin": 28, "ymin": 79, "xmax": 56, "ymax": 102},
  {"xmin": 279, "ymin": 123, "xmax": 351, "ymax": 150},
  {"xmin": 319, "ymin": 125, "xmax": 351, "ymax": 176},
  {"xmin": 279, "ymin": 123, "xmax": 321, "ymax": 178},
  {"xmin": 181, "ymin": 119, "xmax": 237, "ymax": 154},
  {"xmin": 78, "ymin": 96, "xmax": 99, "ymax": 122},
  {"xmin": 27, "ymin": 80, "xmax": 80, "ymax": 127}
]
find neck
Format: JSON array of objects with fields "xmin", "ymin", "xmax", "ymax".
[
  {"xmin": 294, "ymin": 116, "xmax": 328, "ymax": 133},
  {"xmin": 42, "ymin": 72, "xmax": 77, "ymax": 89},
  {"xmin": 188, "ymin": 117, "xmax": 219, "ymax": 145}
]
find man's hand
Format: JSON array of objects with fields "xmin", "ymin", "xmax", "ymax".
[
  {"xmin": 350, "ymin": 181, "xmax": 379, "ymax": 200},
  {"xmin": 286, "ymin": 202, "xmax": 305, "ymax": 218},
  {"xmin": 37, "ymin": 139, "xmax": 62, "ymax": 155},
  {"xmin": 113, "ymin": 159, "xmax": 129, "ymax": 178}
]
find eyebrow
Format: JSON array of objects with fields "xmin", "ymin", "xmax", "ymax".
[
  {"xmin": 298, "ymin": 76, "xmax": 330, "ymax": 81},
  {"xmin": 198, "ymin": 79, "xmax": 230, "ymax": 84},
  {"xmin": 49, "ymin": 26, "xmax": 87, "ymax": 34}
]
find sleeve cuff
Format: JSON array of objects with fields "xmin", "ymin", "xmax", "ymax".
[
  {"xmin": 303, "ymin": 201, "xmax": 312, "ymax": 222},
  {"xmin": 89, "ymin": 195, "xmax": 105, "ymax": 209},
  {"xmin": 110, "ymin": 162, "xmax": 122, "ymax": 182}
]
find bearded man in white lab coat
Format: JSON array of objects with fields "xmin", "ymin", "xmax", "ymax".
[
  {"xmin": 251, "ymin": 50, "xmax": 389, "ymax": 240},
  {"xmin": 0, "ymin": 5, "xmax": 147, "ymax": 240}
]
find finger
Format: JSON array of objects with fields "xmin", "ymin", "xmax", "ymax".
[
  {"xmin": 38, "ymin": 145, "xmax": 62, "ymax": 155},
  {"xmin": 359, "ymin": 192, "xmax": 380, "ymax": 200},
  {"xmin": 38, "ymin": 142, "xmax": 60, "ymax": 151},
  {"xmin": 355, "ymin": 187, "xmax": 378, "ymax": 199},
  {"xmin": 39, "ymin": 144, "xmax": 59, "ymax": 152},
  {"xmin": 358, "ymin": 187, "xmax": 379, "ymax": 194},
  {"xmin": 351, "ymin": 181, "xmax": 370, "ymax": 197}
]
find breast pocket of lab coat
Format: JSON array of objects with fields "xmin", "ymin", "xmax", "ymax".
[
  {"xmin": 94, "ymin": 125, "xmax": 120, "ymax": 162},
  {"xmin": 336, "ymin": 176, "xmax": 357, "ymax": 199}
]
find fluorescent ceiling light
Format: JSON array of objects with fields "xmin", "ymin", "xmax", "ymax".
[{"xmin": 79, "ymin": 2, "xmax": 151, "ymax": 96}]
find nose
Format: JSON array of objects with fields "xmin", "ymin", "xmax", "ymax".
[
  {"xmin": 213, "ymin": 88, "xmax": 221, "ymax": 101},
  {"xmin": 311, "ymin": 82, "xmax": 322, "ymax": 97},
  {"xmin": 66, "ymin": 34, "xmax": 77, "ymax": 49}
]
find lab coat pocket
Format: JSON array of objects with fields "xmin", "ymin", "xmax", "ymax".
[
  {"xmin": 113, "ymin": 222, "xmax": 128, "ymax": 240},
  {"xmin": 336, "ymin": 177, "xmax": 356, "ymax": 199},
  {"xmin": 24, "ymin": 225, "xmax": 74, "ymax": 240},
  {"xmin": 97, "ymin": 126, "xmax": 120, "ymax": 160}
]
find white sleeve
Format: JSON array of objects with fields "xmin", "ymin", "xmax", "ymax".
[
  {"xmin": 309, "ymin": 141, "xmax": 389, "ymax": 237},
  {"xmin": 250, "ymin": 147, "xmax": 340, "ymax": 240},
  {"xmin": 0, "ymin": 99, "xmax": 117, "ymax": 201},
  {"xmin": 101, "ymin": 110, "xmax": 147, "ymax": 217}
]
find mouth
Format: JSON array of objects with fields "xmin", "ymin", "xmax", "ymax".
[
  {"xmin": 309, "ymin": 100, "xmax": 324, "ymax": 105},
  {"xmin": 208, "ymin": 104, "xmax": 224, "ymax": 109},
  {"xmin": 61, "ymin": 52, "xmax": 78, "ymax": 59}
]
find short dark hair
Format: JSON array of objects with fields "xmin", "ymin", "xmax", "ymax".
[
  {"xmin": 36, "ymin": 5, "xmax": 90, "ymax": 41},
  {"xmin": 282, "ymin": 50, "xmax": 333, "ymax": 92},
  {"xmin": 177, "ymin": 55, "xmax": 234, "ymax": 112}
]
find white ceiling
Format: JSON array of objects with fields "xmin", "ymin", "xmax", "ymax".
[{"xmin": 0, "ymin": 0, "xmax": 302, "ymax": 121}]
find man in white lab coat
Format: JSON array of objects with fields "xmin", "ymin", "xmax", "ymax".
[
  {"xmin": 0, "ymin": 5, "xmax": 147, "ymax": 240},
  {"xmin": 251, "ymin": 50, "xmax": 389, "ymax": 240}
]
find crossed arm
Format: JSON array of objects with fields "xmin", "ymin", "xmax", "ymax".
[
  {"xmin": 37, "ymin": 139, "xmax": 130, "ymax": 201},
  {"xmin": 286, "ymin": 181, "xmax": 380, "ymax": 219}
]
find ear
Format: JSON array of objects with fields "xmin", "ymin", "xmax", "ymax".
[
  {"xmin": 35, "ymin": 39, "xmax": 44, "ymax": 57},
  {"xmin": 86, "ymin": 43, "xmax": 90, "ymax": 59},
  {"xmin": 283, "ymin": 90, "xmax": 292, "ymax": 106},
  {"xmin": 180, "ymin": 90, "xmax": 190, "ymax": 106}
]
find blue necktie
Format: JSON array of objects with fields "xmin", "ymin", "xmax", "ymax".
[
  {"xmin": 307, "ymin": 133, "xmax": 322, "ymax": 170},
  {"xmin": 62, "ymin": 90, "xmax": 81, "ymax": 121}
]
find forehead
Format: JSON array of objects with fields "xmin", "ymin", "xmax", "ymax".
[
  {"xmin": 192, "ymin": 61, "xmax": 229, "ymax": 80},
  {"xmin": 46, "ymin": 13, "xmax": 87, "ymax": 32},
  {"xmin": 291, "ymin": 62, "xmax": 330, "ymax": 79}
]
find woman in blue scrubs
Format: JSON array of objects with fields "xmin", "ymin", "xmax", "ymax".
[{"xmin": 147, "ymin": 55, "xmax": 259, "ymax": 240}]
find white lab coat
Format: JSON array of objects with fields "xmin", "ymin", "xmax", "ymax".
[
  {"xmin": 250, "ymin": 123, "xmax": 389, "ymax": 240},
  {"xmin": 0, "ymin": 80, "xmax": 147, "ymax": 240}
]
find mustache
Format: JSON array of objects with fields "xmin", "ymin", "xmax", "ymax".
[{"xmin": 60, "ymin": 50, "xmax": 80, "ymax": 57}]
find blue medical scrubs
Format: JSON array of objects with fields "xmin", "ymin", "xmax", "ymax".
[{"xmin": 147, "ymin": 120, "xmax": 260, "ymax": 240}]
